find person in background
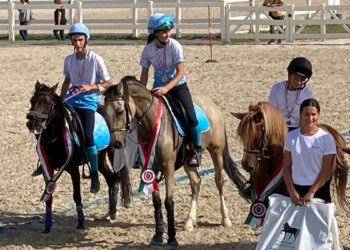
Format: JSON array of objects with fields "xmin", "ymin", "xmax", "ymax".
[
  {"xmin": 60, "ymin": 23, "xmax": 112, "ymax": 193},
  {"xmin": 53, "ymin": 0, "xmax": 67, "ymax": 40},
  {"xmin": 18, "ymin": 0, "xmax": 31, "ymax": 41},
  {"xmin": 268, "ymin": 57, "xmax": 313, "ymax": 132},
  {"xmin": 263, "ymin": 0, "xmax": 285, "ymax": 44},
  {"xmin": 139, "ymin": 13, "xmax": 202, "ymax": 167}
]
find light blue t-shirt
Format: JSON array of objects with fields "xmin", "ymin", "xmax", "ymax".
[
  {"xmin": 63, "ymin": 49, "xmax": 110, "ymax": 111},
  {"xmin": 140, "ymin": 38, "xmax": 186, "ymax": 87}
]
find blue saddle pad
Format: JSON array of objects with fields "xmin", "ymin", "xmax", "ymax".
[
  {"xmin": 94, "ymin": 113, "xmax": 110, "ymax": 151},
  {"xmin": 162, "ymin": 97, "xmax": 210, "ymax": 136}
]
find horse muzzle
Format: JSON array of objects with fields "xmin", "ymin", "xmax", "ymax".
[{"xmin": 26, "ymin": 111, "xmax": 48, "ymax": 134}]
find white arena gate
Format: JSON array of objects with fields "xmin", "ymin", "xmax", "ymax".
[{"xmin": 0, "ymin": 0, "xmax": 349, "ymax": 43}]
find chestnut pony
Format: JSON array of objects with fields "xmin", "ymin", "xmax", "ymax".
[{"xmin": 232, "ymin": 101, "xmax": 350, "ymax": 225}]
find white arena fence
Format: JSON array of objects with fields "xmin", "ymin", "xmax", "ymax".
[
  {"xmin": 225, "ymin": 3, "xmax": 350, "ymax": 43},
  {"xmin": 0, "ymin": 0, "xmax": 348, "ymax": 42},
  {"xmin": 2, "ymin": 0, "xmax": 250, "ymax": 42}
]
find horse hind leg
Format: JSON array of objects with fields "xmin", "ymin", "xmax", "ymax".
[
  {"xmin": 183, "ymin": 164, "xmax": 201, "ymax": 231},
  {"xmin": 120, "ymin": 166, "xmax": 132, "ymax": 208},
  {"xmin": 209, "ymin": 147, "xmax": 232, "ymax": 228}
]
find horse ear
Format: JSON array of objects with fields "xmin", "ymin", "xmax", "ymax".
[
  {"xmin": 50, "ymin": 83, "xmax": 59, "ymax": 94},
  {"xmin": 35, "ymin": 80, "xmax": 41, "ymax": 90},
  {"xmin": 116, "ymin": 81, "xmax": 124, "ymax": 96},
  {"xmin": 231, "ymin": 112, "xmax": 246, "ymax": 120}
]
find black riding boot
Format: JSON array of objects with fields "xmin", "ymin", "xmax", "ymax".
[{"xmin": 32, "ymin": 164, "xmax": 43, "ymax": 177}]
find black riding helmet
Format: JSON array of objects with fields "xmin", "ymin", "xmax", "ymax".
[{"xmin": 287, "ymin": 57, "xmax": 312, "ymax": 78}]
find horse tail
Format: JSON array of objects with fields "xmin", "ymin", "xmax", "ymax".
[
  {"xmin": 319, "ymin": 124, "xmax": 350, "ymax": 211},
  {"xmin": 222, "ymin": 131, "xmax": 249, "ymax": 196}
]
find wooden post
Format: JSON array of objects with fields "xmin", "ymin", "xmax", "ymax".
[
  {"xmin": 132, "ymin": 0, "xmax": 138, "ymax": 38},
  {"xmin": 8, "ymin": 0, "xmax": 15, "ymax": 42},
  {"xmin": 220, "ymin": 0, "xmax": 226, "ymax": 41},
  {"xmin": 249, "ymin": 0, "xmax": 256, "ymax": 33},
  {"xmin": 176, "ymin": 0, "xmax": 181, "ymax": 38}
]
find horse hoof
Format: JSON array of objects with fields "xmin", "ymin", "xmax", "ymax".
[
  {"xmin": 109, "ymin": 213, "xmax": 116, "ymax": 220},
  {"xmin": 150, "ymin": 234, "xmax": 163, "ymax": 246},
  {"xmin": 76, "ymin": 224, "xmax": 85, "ymax": 231},
  {"xmin": 222, "ymin": 218, "xmax": 232, "ymax": 228},
  {"xmin": 42, "ymin": 228, "xmax": 51, "ymax": 234},
  {"xmin": 165, "ymin": 239, "xmax": 179, "ymax": 250},
  {"xmin": 76, "ymin": 228, "xmax": 86, "ymax": 235},
  {"xmin": 122, "ymin": 199, "xmax": 131, "ymax": 208},
  {"xmin": 183, "ymin": 222, "xmax": 194, "ymax": 232}
]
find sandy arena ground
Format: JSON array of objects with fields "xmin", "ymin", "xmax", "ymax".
[{"xmin": 0, "ymin": 40, "xmax": 350, "ymax": 249}]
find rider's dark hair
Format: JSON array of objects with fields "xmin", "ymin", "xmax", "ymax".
[{"xmin": 300, "ymin": 98, "xmax": 320, "ymax": 114}]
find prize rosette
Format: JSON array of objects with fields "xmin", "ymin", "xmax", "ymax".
[
  {"xmin": 141, "ymin": 169, "xmax": 156, "ymax": 184},
  {"xmin": 250, "ymin": 200, "xmax": 267, "ymax": 218}
]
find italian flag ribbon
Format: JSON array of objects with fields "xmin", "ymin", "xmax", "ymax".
[
  {"xmin": 138, "ymin": 97, "xmax": 162, "ymax": 195},
  {"xmin": 245, "ymin": 162, "xmax": 284, "ymax": 228},
  {"xmin": 37, "ymin": 118, "xmax": 74, "ymax": 202}
]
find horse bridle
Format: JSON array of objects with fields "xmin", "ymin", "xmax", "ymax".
[
  {"xmin": 27, "ymin": 90, "xmax": 56, "ymax": 129},
  {"xmin": 242, "ymin": 120, "xmax": 271, "ymax": 172},
  {"xmin": 104, "ymin": 81, "xmax": 154, "ymax": 142}
]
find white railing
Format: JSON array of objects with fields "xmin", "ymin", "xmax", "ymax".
[
  {"xmin": 2, "ymin": 0, "xmax": 250, "ymax": 42},
  {"xmin": 225, "ymin": 4, "xmax": 350, "ymax": 42}
]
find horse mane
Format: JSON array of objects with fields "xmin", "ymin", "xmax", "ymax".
[
  {"xmin": 237, "ymin": 101, "xmax": 287, "ymax": 148},
  {"xmin": 319, "ymin": 124, "xmax": 350, "ymax": 211}
]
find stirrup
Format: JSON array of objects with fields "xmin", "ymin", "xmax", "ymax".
[{"xmin": 187, "ymin": 148, "xmax": 201, "ymax": 167}]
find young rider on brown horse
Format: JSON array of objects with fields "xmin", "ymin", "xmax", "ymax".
[{"xmin": 139, "ymin": 13, "xmax": 202, "ymax": 167}]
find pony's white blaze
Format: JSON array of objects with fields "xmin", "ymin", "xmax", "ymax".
[{"xmin": 105, "ymin": 104, "xmax": 115, "ymax": 125}]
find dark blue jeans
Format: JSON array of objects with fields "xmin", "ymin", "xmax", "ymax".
[
  {"xmin": 74, "ymin": 107, "xmax": 95, "ymax": 148},
  {"xmin": 270, "ymin": 15, "xmax": 285, "ymax": 41},
  {"xmin": 19, "ymin": 21, "xmax": 29, "ymax": 41}
]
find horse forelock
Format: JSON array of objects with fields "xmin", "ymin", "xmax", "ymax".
[
  {"xmin": 258, "ymin": 102, "xmax": 287, "ymax": 146},
  {"xmin": 237, "ymin": 111, "xmax": 260, "ymax": 149}
]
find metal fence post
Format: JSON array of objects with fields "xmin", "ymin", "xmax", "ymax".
[
  {"xmin": 76, "ymin": 1, "xmax": 82, "ymax": 23},
  {"xmin": 147, "ymin": 1, "xmax": 153, "ymax": 19},
  {"xmin": 225, "ymin": 3, "xmax": 230, "ymax": 43}
]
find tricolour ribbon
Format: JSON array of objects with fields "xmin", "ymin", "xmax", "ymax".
[
  {"xmin": 138, "ymin": 97, "xmax": 162, "ymax": 195},
  {"xmin": 37, "ymin": 118, "xmax": 74, "ymax": 202},
  {"xmin": 245, "ymin": 162, "xmax": 284, "ymax": 228}
]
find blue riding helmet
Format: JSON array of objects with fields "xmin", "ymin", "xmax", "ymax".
[
  {"xmin": 148, "ymin": 13, "xmax": 174, "ymax": 34},
  {"xmin": 69, "ymin": 23, "xmax": 90, "ymax": 39}
]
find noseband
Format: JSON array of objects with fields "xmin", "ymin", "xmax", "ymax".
[
  {"xmin": 27, "ymin": 90, "xmax": 56, "ymax": 126},
  {"xmin": 243, "ymin": 120, "xmax": 271, "ymax": 172}
]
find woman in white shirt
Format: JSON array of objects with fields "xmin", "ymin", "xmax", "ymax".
[{"xmin": 283, "ymin": 98, "xmax": 336, "ymax": 206}]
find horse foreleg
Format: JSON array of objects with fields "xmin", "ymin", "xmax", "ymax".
[
  {"xmin": 164, "ymin": 167, "xmax": 178, "ymax": 249},
  {"xmin": 43, "ymin": 199, "xmax": 53, "ymax": 233},
  {"xmin": 69, "ymin": 166, "xmax": 85, "ymax": 231},
  {"xmin": 150, "ymin": 190, "xmax": 164, "ymax": 246},
  {"xmin": 210, "ymin": 149, "xmax": 232, "ymax": 228},
  {"xmin": 183, "ymin": 165, "xmax": 201, "ymax": 231},
  {"xmin": 100, "ymin": 150, "xmax": 119, "ymax": 220},
  {"xmin": 120, "ymin": 166, "xmax": 132, "ymax": 208}
]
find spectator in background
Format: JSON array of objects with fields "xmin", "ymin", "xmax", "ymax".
[
  {"xmin": 263, "ymin": 0, "xmax": 285, "ymax": 44},
  {"xmin": 18, "ymin": 0, "xmax": 31, "ymax": 41},
  {"xmin": 268, "ymin": 57, "xmax": 313, "ymax": 132},
  {"xmin": 53, "ymin": 0, "xmax": 67, "ymax": 40}
]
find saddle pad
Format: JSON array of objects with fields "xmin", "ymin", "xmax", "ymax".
[
  {"xmin": 162, "ymin": 96, "xmax": 210, "ymax": 136},
  {"xmin": 94, "ymin": 112, "xmax": 110, "ymax": 151}
]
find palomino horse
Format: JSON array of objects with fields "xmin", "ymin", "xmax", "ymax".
[
  {"xmin": 232, "ymin": 101, "xmax": 350, "ymax": 226},
  {"xmin": 104, "ymin": 76, "xmax": 249, "ymax": 248},
  {"xmin": 26, "ymin": 81, "xmax": 132, "ymax": 233}
]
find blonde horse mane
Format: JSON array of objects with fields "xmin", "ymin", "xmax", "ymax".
[{"xmin": 237, "ymin": 101, "xmax": 287, "ymax": 148}]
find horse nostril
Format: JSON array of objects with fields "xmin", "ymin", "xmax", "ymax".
[{"xmin": 114, "ymin": 141, "xmax": 122, "ymax": 149}]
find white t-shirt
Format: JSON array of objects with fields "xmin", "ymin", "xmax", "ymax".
[
  {"xmin": 284, "ymin": 128, "xmax": 336, "ymax": 186},
  {"xmin": 269, "ymin": 80, "xmax": 312, "ymax": 128},
  {"xmin": 63, "ymin": 49, "xmax": 110, "ymax": 86},
  {"xmin": 139, "ymin": 38, "xmax": 186, "ymax": 87}
]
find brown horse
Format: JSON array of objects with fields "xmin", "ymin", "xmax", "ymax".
[
  {"xmin": 104, "ymin": 76, "xmax": 249, "ymax": 248},
  {"xmin": 26, "ymin": 81, "xmax": 132, "ymax": 233},
  {"xmin": 232, "ymin": 101, "xmax": 350, "ymax": 226}
]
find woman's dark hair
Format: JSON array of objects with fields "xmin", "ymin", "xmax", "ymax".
[
  {"xmin": 147, "ymin": 33, "xmax": 155, "ymax": 44},
  {"xmin": 300, "ymin": 98, "xmax": 320, "ymax": 114}
]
